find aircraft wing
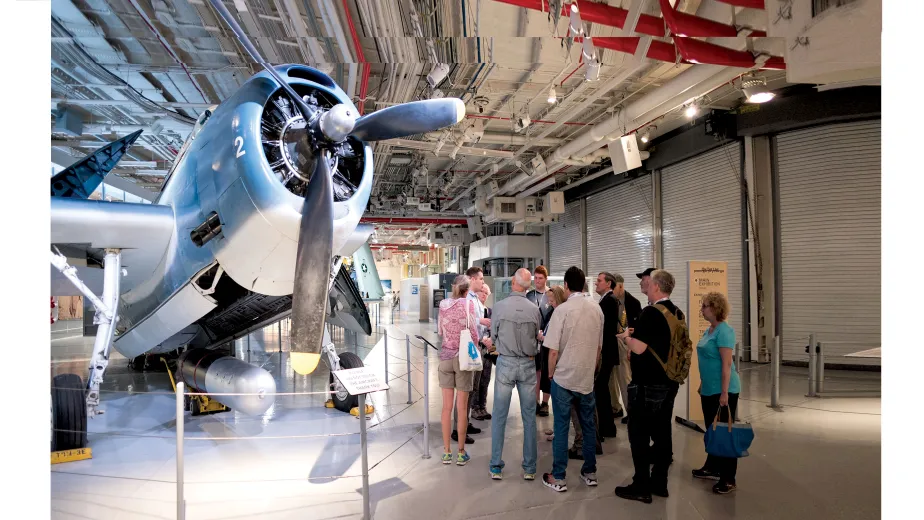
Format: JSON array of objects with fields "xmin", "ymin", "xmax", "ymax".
[{"xmin": 50, "ymin": 198, "xmax": 175, "ymax": 296}]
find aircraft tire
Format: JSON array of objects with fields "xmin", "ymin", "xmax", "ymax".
[
  {"xmin": 52, "ymin": 374, "xmax": 87, "ymax": 451},
  {"xmin": 330, "ymin": 352, "xmax": 362, "ymax": 413}
]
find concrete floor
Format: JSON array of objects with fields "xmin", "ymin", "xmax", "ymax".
[{"xmin": 50, "ymin": 314, "xmax": 880, "ymax": 520}]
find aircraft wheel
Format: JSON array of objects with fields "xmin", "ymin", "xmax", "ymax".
[
  {"xmin": 329, "ymin": 352, "xmax": 362, "ymax": 413},
  {"xmin": 52, "ymin": 374, "xmax": 87, "ymax": 451},
  {"xmin": 129, "ymin": 355, "xmax": 147, "ymax": 372}
]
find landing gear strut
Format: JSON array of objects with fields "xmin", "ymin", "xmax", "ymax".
[{"xmin": 50, "ymin": 248, "xmax": 124, "ymax": 450}]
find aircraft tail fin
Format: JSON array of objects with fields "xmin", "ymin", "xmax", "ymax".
[{"xmin": 51, "ymin": 130, "xmax": 144, "ymax": 199}]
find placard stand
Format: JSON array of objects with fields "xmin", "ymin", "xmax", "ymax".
[{"xmin": 333, "ymin": 367, "xmax": 389, "ymax": 520}]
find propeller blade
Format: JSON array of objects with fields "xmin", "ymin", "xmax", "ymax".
[
  {"xmin": 289, "ymin": 151, "xmax": 334, "ymax": 375},
  {"xmin": 351, "ymin": 99, "xmax": 467, "ymax": 142},
  {"xmin": 207, "ymin": 0, "xmax": 314, "ymax": 121}
]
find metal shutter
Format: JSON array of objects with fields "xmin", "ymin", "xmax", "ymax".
[
  {"xmin": 548, "ymin": 200, "xmax": 583, "ymax": 276},
  {"xmin": 586, "ymin": 175, "xmax": 654, "ymax": 279},
  {"xmin": 661, "ymin": 143, "xmax": 745, "ymax": 336},
  {"xmin": 776, "ymin": 120, "xmax": 880, "ymax": 365}
]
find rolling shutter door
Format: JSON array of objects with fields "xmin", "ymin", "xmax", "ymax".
[
  {"xmin": 548, "ymin": 200, "xmax": 582, "ymax": 276},
  {"xmin": 776, "ymin": 120, "xmax": 880, "ymax": 365},
  {"xmin": 661, "ymin": 143, "xmax": 745, "ymax": 336},
  {"xmin": 586, "ymin": 175, "xmax": 654, "ymax": 278}
]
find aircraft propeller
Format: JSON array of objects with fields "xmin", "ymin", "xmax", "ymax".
[{"xmin": 207, "ymin": 0, "xmax": 464, "ymax": 374}]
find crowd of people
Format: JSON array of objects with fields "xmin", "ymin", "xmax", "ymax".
[{"xmin": 435, "ymin": 263, "xmax": 742, "ymax": 500}]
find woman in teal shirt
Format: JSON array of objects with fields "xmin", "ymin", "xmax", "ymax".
[{"xmin": 692, "ymin": 291, "xmax": 741, "ymax": 495}]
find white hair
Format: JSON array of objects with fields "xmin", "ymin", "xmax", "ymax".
[{"xmin": 513, "ymin": 269, "xmax": 531, "ymax": 289}]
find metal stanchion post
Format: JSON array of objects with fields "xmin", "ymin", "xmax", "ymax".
[
  {"xmin": 816, "ymin": 341, "xmax": 825, "ymax": 394},
  {"xmin": 359, "ymin": 393, "xmax": 371, "ymax": 520},
  {"xmin": 806, "ymin": 333, "xmax": 817, "ymax": 397},
  {"xmin": 769, "ymin": 336, "xmax": 781, "ymax": 409},
  {"xmin": 422, "ymin": 339, "xmax": 430, "ymax": 459},
  {"xmin": 176, "ymin": 382, "xmax": 185, "ymax": 520},
  {"xmin": 405, "ymin": 335, "xmax": 412, "ymax": 404},
  {"xmin": 737, "ymin": 343, "xmax": 742, "ymax": 370},
  {"xmin": 384, "ymin": 333, "xmax": 389, "ymax": 385}
]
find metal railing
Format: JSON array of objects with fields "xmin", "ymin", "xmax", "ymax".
[
  {"xmin": 805, "ymin": 334, "xmax": 881, "ymax": 398},
  {"xmin": 53, "ymin": 328, "xmax": 436, "ymax": 520}
]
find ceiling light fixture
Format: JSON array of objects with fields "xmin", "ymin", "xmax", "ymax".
[
  {"xmin": 640, "ymin": 125, "xmax": 657, "ymax": 144},
  {"xmin": 685, "ymin": 104, "xmax": 699, "ymax": 118},
  {"xmin": 741, "ymin": 77, "xmax": 776, "ymax": 103},
  {"xmin": 547, "ymin": 86, "xmax": 557, "ymax": 104},
  {"xmin": 569, "ymin": 3, "xmax": 583, "ymax": 37}
]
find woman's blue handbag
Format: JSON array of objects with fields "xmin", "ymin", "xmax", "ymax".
[{"xmin": 704, "ymin": 408, "xmax": 755, "ymax": 458}]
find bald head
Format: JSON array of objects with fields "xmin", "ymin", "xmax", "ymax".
[{"xmin": 512, "ymin": 268, "xmax": 532, "ymax": 292}]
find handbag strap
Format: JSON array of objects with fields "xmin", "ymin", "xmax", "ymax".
[{"xmin": 711, "ymin": 406, "xmax": 733, "ymax": 432}]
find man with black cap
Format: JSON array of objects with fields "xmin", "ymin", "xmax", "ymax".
[{"xmin": 636, "ymin": 267, "xmax": 656, "ymax": 306}]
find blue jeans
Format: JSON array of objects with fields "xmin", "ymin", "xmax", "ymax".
[
  {"xmin": 550, "ymin": 379, "xmax": 597, "ymax": 480},
  {"xmin": 490, "ymin": 356, "xmax": 538, "ymax": 474}
]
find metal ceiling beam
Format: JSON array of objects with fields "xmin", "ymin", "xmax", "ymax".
[
  {"xmin": 51, "ymin": 98, "xmax": 214, "ymax": 109},
  {"xmin": 382, "ymin": 139, "xmax": 516, "ymax": 158}
]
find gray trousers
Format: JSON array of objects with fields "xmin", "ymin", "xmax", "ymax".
[
  {"xmin": 611, "ymin": 338, "xmax": 632, "ymax": 414},
  {"xmin": 571, "ymin": 399, "xmax": 602, "ymax": 451}
]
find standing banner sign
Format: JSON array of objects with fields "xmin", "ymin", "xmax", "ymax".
[{"xmin": 685, "ymin": 261, "xmax": 729, "ymax": 424}]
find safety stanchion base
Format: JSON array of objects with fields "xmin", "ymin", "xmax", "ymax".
[
  {"xmin": 51, "ymin": 447, "xmax": 92, "ymax": 464},
  {"xmin": 351, "ymin": 404, "xmax": 374, "ymax": 418},
  {"xmin": 674, "ymin": 416, "xmax": 706, "ymax": 434}
]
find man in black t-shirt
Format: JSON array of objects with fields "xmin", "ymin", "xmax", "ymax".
[{"xmin": 614, "ymin": 269, "xmax": 683, "ymax": 504}]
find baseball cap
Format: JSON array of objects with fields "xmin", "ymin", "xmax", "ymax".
[{"xmin": 636, "ymin": 267, "xmax": 656, "ymax": 279}]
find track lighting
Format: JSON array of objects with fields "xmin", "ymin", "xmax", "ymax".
[{"xmin": 547, "ymin": 86, "xmax": 557, "ymax": 104}]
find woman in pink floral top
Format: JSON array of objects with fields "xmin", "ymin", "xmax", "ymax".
[{"xmin": 437, "ymin": 275, "xmax": 480, "ymax": 465}]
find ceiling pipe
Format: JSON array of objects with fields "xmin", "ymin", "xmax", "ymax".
[
  {"xmin": 493, "ymin": 0, "xmax": 747, "ymax": 38},
  {"xmin": 421, "ymin": 132, "xmax": 563, "ymax": 147},
  {"xmin": 590, "ymin": 37, "xmax": 786, "ymax": 70},
  {"xmin": 340, "ymin": 0, "xmax": 370, "ymax": 113},
  {"xmin": 509, "ymin": 65, "xmax": 745, "ymax": 196},
  {"xmin": 361, "ymin": 217, "xmax": 469, "ymax": 225}
]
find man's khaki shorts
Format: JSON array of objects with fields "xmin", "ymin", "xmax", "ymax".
[{"xmin": 438, "ymin": 356, "xmax": 474, "ymax": 391}]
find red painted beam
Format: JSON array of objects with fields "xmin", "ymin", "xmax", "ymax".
[
  {"xmin": 657, "ymin": 0, "xmax": 740, "ymax": 37},
  {"xmin": 716, "ymin": 0, "xmax": 764, "ymax": 8},
  {"xmin": 590, "ymin": 37, "xmax": 785, "ymax": 70},
  {"xmin": 494, "ymin": 0, "xmax": 747, "ymax": 38}
]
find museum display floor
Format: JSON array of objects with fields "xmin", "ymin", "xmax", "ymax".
[{"xmin": 50, "ymin": 314, "xmax": 880, "ymax": 519}]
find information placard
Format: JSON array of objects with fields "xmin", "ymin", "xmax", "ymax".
[
  {"xmin": 686, "ymin": 260, "xmax": 729, "ymax": 423},
  {"xmin": 333, "ymin": 367, "xmax": 389, "ymax": 395}
]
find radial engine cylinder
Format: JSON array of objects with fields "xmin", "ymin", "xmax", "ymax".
[{"xmin": 177, "ymin": 349, "xmax": 277, "ymax": 416}]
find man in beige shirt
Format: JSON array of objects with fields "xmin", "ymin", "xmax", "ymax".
[{"xmin": 541, "ymin": 266, "xmax": 604, "ymax": 493}]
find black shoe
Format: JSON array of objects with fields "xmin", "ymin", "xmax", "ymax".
[
  {"xmin": 568, "ymin": 448, "xmax": 584, "ymax": 460},
  {"xmin": 713, "ymin": 481, "xmax": 737, "ymax": 494},
  {"xmin": 537, "ymin": 402, "xmax": 550, "ymax": 417},
  {"xmin": 467, "ymin": 423, "xmax": 482, "ymax": 435},
  {"xmin": 621, "ymin": 416, "xmax": 629, "ymax": 425},
  {"xmin": 615, "ymin": 484, "xmax": 653, "ymax": 504},
  {"xmin": 601, "ymin": 428, "xmax": 618, "ymax": 438},
  {"xmin": 451, "ymin": 431, "xmax": 475, "ymax": 444},
  {"xmin": 651, "ymin": 479, "xmax": 670, "ymax": 498},
  {"xmin": 692, "ymin": 467, "xmax": 721, "ymax": 481},
  {"xmin": 614, "ymin": 409, "xmax": 625, "ymax": 419}
]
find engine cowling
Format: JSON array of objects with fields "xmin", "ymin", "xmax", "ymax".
[{"xmin": 194, "ymin": 65, "xmax": 373, "ymax": 296}]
